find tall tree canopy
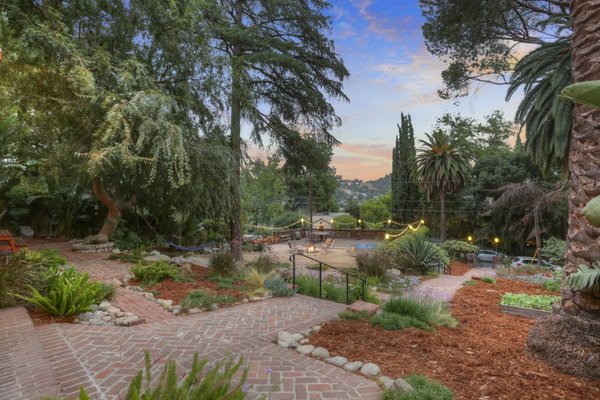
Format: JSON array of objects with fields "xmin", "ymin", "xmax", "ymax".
[{"xmin": 391, "ymin": 113, "xmax": 421, "ymax": 223}]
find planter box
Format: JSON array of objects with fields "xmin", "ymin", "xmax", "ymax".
[{"xmin": 500, "ymin": 304, "xmax": 551, "ymax": 319}]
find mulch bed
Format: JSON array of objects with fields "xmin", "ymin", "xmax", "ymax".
[
  {"xmin": 131, "ymin": 265, "xmax": 248, "ymax": 305},
  {"xmin": 310, "ymin": 278, "xmax": 600, "ymax": 399},
  {"xmin": 447, "ymin": 260, "xmax": 471, "ymax": 276},
  {"xmin": 27, "ymin": 308, "xmax": 76, "ymax": 326}
]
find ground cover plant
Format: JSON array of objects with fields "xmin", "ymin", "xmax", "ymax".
[
  {"xmin": 0, "ymin": 249, "xmax": 55, "ymax": 308},
  {"xmin": 371, "ymin": 294, "xmax": 458, "ymax": 331},
  {"xmin": 500, "ymin": 293, "xmax": 560, "ymax": 311},
  {"xmin": 309, "ymin": 278, "xmax": 600, "ymax": 399},
  {"xmin": 382, "ymin": 375, "xmax": 454, "ymax": 400},
  {"xmin": 180, "ymin": 289, "xmax": 235, "ymax": 311},
  {"xmin": 481, "ymin": 277, "xmax": 496, "ymax": 284},
  {"xmin": 130, "ymin": 261, "xmax": 188, "ymax": 285},
  {"xmin": 264, "ymin": 277, "xmax": 294, "ymax": 297}
]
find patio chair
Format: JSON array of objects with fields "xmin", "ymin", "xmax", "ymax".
[
  {"xmin": 321, "ymin": 238, "xmax": 334, "ymax": 254},
  {"xmin": 288, "ymin": 241, "xmax": 303, "ymax": 255}
]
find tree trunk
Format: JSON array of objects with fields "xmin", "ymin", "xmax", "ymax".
[
  {"xmin": 308, "ymin": 170, "xmax": 313, "ymax": 229},
  {"xmin": 527, "ymin": 0, "xmax": 600, "ymax": 382},
  {"xmin": 228, "ymin": 0, "xmax": 244, "ymax": 260},
  {"xmin": 92, "ymin": 177, "xmax": 136, "ymax": 239},
  {"xmin": 533, "ymin": 207, "xmax": 543, "ymax": 266},
  {"xmin": 439, "ymin": 189, "xmax": 446, "ymax": 242}
]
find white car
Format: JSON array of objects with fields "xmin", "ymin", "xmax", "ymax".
[{"xmin": 477, "ymin": 250, "xmax": 498, "ymax": 263}]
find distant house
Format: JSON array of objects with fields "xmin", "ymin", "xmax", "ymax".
[{"xmin": 310, "ymin": 212, "xmax": 347, "ymax": 229}]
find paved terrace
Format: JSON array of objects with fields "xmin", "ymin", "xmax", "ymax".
[{"xmin": 1, "ymin": 241, "xmax": 380, "ymax": 400}]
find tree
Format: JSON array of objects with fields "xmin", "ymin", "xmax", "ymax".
[
  {"xmin": 420, "ymin": 0, "xmax": 571, "ymax": 98},
  {"xmin": 205, "ymin": 0, "xmax": 349, "ymax": 258},
  {"xmin": 416, "ymin": 130, "xmax": 472, "ymax": 242},
  {"xmin": 242, "ymin": 157, "xmax": 287, "ymax": 226},
  {"xmin": 527, "ymin": 0, "xmax": 600, "ymax": 382},
  {"xmin": 391, "ymin": 113, "xmax": 420, "ymax": 223},
  {"xmin": 360, "ymin": 192, "xmax": 391, "ymax": 226}
]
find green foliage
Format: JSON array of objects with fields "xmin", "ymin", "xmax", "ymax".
[
  {"xmin": 565, "ymin": 265, "xmax": 600, "ymax": 292},
  {"xmin": 561, "ymin": 80, "xmax": 600, "ymax": 110},
  {"xmin": 245, "ymin": 252, "xmax": 280, "ymax": 274},
  {"xmin": 271, "ymin": 212, "xmax": 305, "ymax": 230},
  {"xmin": 209, "ymin": 250, "xmax": 237, "ymax": 277},
  {"xmin": 501, "ymin": 293, "xmax": 560, "ymax": 311},
  {"xmin": 16, "ymin": 267, "xmax": 104, "ymax": 316},
  {"xmin": 332, "ymin": 214, "xmax": 357, "ymax": 229},
  {"xmin": 360, "ymin": 192, "xmax": 391, "ymax": 224},
  {"xmin": 0, "ymin": 251, "xmax": 49, "ymax": 308},
  {"xmin": 395, "ymin": 235, "xmax": 449, "ymax": 275},
  {"xmin": 244, "ymin": 268, "xmax": 276, "ymax": 296},
  {"xmin": 180, "ymin": 290, "xmax": 235, "ymax": 311},
  {"xmin": 111, "ymin": 228, "xmax": 145, "ymax": 251},
  {"xmin": 392, "ymin": 113, "xmax": 421, "ymax": 222},
  {"xmin": 541, "ymin": 237, "xmax": 566, "ymax": 267},
  {"xmin": 372, "ymin": 294, "xmax": 458, "ymax": 331},
  {"xmin": 462, "ymin": 280, "xmax": 477, "ymax": 286},
  {"xmin": 355, "ymin": 250, "xmax": 390, "ymax": 279},
  {"xmin": 338, "ymin": 310, "xmax": 371, "ymax": 320},
  {"xmin": 295, "ymin": 274, "xmax": 347, "ymax": 304},
  {"xmin": 242, "ymin": 157, "xmax": 287, "ymax": 226},
  {"xmin": 95, "ymin": 283, "xmax": 116, "ymax": 302},
  {"xmin": 383, "ymin": 374, "xmax": 454, "ymax": 400},
  {"xmin": 264, "ymin": 277, "xmax": 295, "ymax": 297},
  {"xmin": 542, "ymin": 279, "xmax": 561, "ymax": 292},
  {"xmin": 481, "ymin": 277, "xmax": 496, "ymax": 284},
  {"xmin": 441, "ymin": 240, "xmax": 478, "ymax": 261},
  {"xmin": 46, "ymin": 351, "xmax": 248, "ymax": 399},
  {"xmin": 130, "ymin": 262, "xmax": 185, "ymax": 286},
  {"xmin": 208, "ymin": 275, "xmax": 234, "ymax": 289}
]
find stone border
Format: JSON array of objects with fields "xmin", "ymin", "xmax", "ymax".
[
  {"xmin": 76, "ymin": 300, "xmax": 143, "ymax": 326},
  {"xmin": 277, "ymin": 327, "xmax": 415, "ymax": 394}
]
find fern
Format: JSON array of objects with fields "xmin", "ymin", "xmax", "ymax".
[{"xmin": 566, "ymin": 265, "xmax": 600, "ymax": 292}]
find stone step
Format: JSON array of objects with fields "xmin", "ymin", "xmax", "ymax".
[
  {"xmin": 347, "ymin": 300, "xmax": 380, "ymax": 315},
  {"xmin": 0, "ymin": 307, "xmax": 62, "ymax": 399}
]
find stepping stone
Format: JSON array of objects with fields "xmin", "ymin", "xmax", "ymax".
[{"xmin": 347, "ymin": 300, "xmax": 380, "ymax": 315}]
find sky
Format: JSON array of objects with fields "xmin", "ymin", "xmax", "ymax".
[{"xmin": 324, "ymin": 0, "xmax": 523, "ymax": 180}]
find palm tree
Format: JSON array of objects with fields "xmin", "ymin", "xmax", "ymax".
[
  {"xmin": 527, "ymin": 0, "xmax": 600, "ymax": 382},
  {"xmin": 416, "ymin": 130, "xmax": 471, "ymax": 242}
]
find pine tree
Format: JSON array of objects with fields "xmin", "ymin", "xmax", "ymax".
[{"xmin": 391, "ymin": 113, "xmax": 420, "ymax": 222}]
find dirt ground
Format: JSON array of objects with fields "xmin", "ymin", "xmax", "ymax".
[
  {"xmin": 448, "ymin": 260, "xmax": 472, "ymax": 276},
  {"xmin": 310, "ymin": 278, "xmax": 600, "ymax": 400}
]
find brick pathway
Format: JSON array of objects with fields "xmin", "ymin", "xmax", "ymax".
[
  {"xmin": 417, "ymin": 267, "xmax": 497, "ymax": 299},
  {"xmin": 1, "ymin": 241, "xmax": 380, "ymax": 399}
]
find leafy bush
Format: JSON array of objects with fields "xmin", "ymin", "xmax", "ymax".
[
  {"xmin": 0, "ymin": 250, "xmax": 49, "ymax": 308},
  {"xmin": 542, "ymin": 237, "xmax": 566, "ymax": 267},
  {"xmin": 542, "ymin": 268, "xmax": 562, "ymax": 292},
  {"xmin": 481, "ymin": 277, "xmax": 496, "ymax": 284},
  {"xmin": 441, "ymin": 240, "xmax": 478, "ymax": 261},
  {"xmin": 394, "ymin": 235, "xmax": 449, "ymax": 274},
  {"xmin": 245, "ymin": 252, "xmax": 279, "ymax": 273},
  {"xmin": 16, "ymin": 266, "xmax": 103, "ymax": 316},
  {"xmin": 46, "ymin": 351, "xmax": 248, "ymax": 400},
  {"xmin": 111, "ymin": 227, "xmax": 145, "ymax": 251},
  {"xmin": 244, "ymin": 268, "xmax": 276, "ymax": 296},
  {"xmin": 180, "ymin": 289, "xmax": 235, "ymax": 311},
  {"xmin": 295, "ymin": 274, "xmax": 344, "ymax": 303},
  {"xmin": 462, "ymin": 280, "xmax": 477, "ymax": 286},
  {"xmin": 382, "ymin": 375, "xmax": 454, "ymax": 400},
  {"xmin": 332, "ymin": 214, "xmax": 357, "ymax": 229},
  {"xmin": 271, "ymin": 211, "xmax": 305, "ymax": 229},
  {"xmin": 130, "ymin": 261, "xmax": 185, "ymax": 285},
  {"xmin": 338, "ymin": 310, "xmax": 370, "ymax": 320},
  {"xmin": 94, "ymin": 282, "xmax": 116, "ymax": 302},
  {"xmin": 210, "ymin": 249, "xmax": 237, "ymax": 277},
  {"xmin": 501, "ymin": 293, "xmax": 560, "ymax": 311},
  {"xmin": 264, "ymin": 277, "xmax": 294, "ymax": 297},
  {"xmin": 21, "ymin": 248, "xmax": 67, "ymax": 270},
  {"xmin": 566, "ymin": 265, "xmax": 600, "ymax": 292},
  {"xmin": 209, "ymin": 275, "xmax": 234, "ymax": 289},
  {"xmin": 372, "ymin": 294, "xmax": 458, "ymax": 331},
  {"xmin": 355, "ymin": 250, "xmax": 391, "ymax": 279}
]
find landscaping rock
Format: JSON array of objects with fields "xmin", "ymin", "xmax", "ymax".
[
  {"xmin": 300, "ymin": 329, "xmax": 311, "ymax": 338},
  {"xmin": 344, "ymin": 361, "xmax": 363, "ymax": 372},
  {"xmin": 299, "ymin": 338, "xmax": 309, "ymax": 345},
  {"xmin": 108, "ymin": 278, "xmax": 122, "ymax": 287},
  {"xmin": 385, "ymin": 268, "xmax": 402, "ymax": 280},
  {"xmin": 188, "ymin": 308, "xmax": 201, "ymax": 314},
  {"xmin": 360, "ymin": 363, "xmax": 380, "ymax": 377},
  {"xmin": 182, "ymin": 256, "xmax": 209, "ymax": 267},
  {"xmin": 392, "ymin": 378, "xmax": 414, "ymax": 393},
  {"xmin": 128, "ymin": 286, "xmax": 144, "ymax": 292},
  {"xmin": 326, "ymin": 356, "xmax": 348, "ymax": 367},
  {"xmin": 172, "ymin": 308, "xmax": 181, "ymax": 316},
  {"xmin": 106, "ymin": 306, "xmax": 121, "ymax": 315},
  {"xmin": 143, "ymin": 292, "xmax": 155, "ymax": 300},
  {"xmin": 290, "ymin": 333, "xmax": 304, "ymax": 343},
  {"xmin": 242, "ymin": 298, "xmax": 249, "ymax": 304},
  {"xmin": 311, "ymin": 347, "xmax": 330, "ymax": 359},
  {"xmin": 143, "ymin": 254, "xmax": 171, "ymax": 263},
  {"xmin": 101, "ymin": 316, "xmax": 113, "ymax": 322},
  {"xmin": 311, "ymin": 325, "xmax": 321, "ymax": 333},
  {"xmin": 112, "ymin": 248, "xmax": 121, "ymax": 254},
  {"xmin": 277, "ymin": 331, "xmax": 293, "ymax": 347},
  {"xmin": 297, "ymin": 345, "xmax": 314, "ymax": 355},
  {"xmin": 209, "ymin": 303, "xmax": 219, "ymax": 311},
  {"xmin": 378, "ymin": 376, "xmax": 394, "ymax": 390},
  {"xmin": 156, "ymin": 299, "xmax": 173, "ymax": 310},
  {"xmin": 98, "ymin": 301, "xmax": 111, "ymax": 311}
]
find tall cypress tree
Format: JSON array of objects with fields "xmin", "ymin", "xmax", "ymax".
[{"xmin": 391, "ymin": 113, "xmax": 420, "ymax": 222}]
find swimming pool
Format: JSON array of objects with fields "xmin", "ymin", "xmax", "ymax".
[{"xmin": 350, "ymin": 243, "xmax": 377, "ymax": 256}]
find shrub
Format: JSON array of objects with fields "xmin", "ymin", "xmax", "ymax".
[
  {"xmin": 130, "ymin": 261, "xmax": 185, "ymax": 285},
  {"xmin": 0, "ymin": 250, "xmax": 50, "ymax": 308},
  {"xmin": 338, "ymin": 310, "xmax": 370, "ymax": 320},
  {"xmin": 244, "ymin": 268, "xmax": 276, "ymax": 296},
  {"xmin": 46, "ymin": 351, "xmax": 248, "ymax": 400},
  {"xmin": 501, "ymin": 293, "xmax": 560, "ymax": 311},
  {"xmin": 355, "ymin": 250, "xmax": 390, "ymax": 279},
  {"xmin": 264, "ymin": 277, "xmax": 294, "ymax": 297},
  {"xmin": 16, "ymin": 266, "xmax": 103, "ymax": 316},
  {"xmin": 542, "ymin": 237, "xmax": 566, "ymax": 267},
  {"xmin": 94, "ymin": 282, "xmax": 116, "ymax": 302},
  {"xmin": 245, "ymin": 252, "xmax": 279, "ymax": 273},
  {"xmin": 332, "ymin": 214, "xmax": 357, "ymax": 229},
  {"xmin": 383, "ymin": 375, "xmax": 454, "ymax": 400},
  {"xmin": 542, "ymin": 268, "xmax": 563, "ymax": 292},
  {"xmin": 394, "ymin": 235, "xmax": 449, "ymax": 274},
  {"xmin": 210, "ymin": 249, "xmax": 237, "ymax": 276},
  {"xmin": 271, "ymin": 211, "xmax": 305, "ymax": 229},
  {"xmin": 209, "ymin": 275, "xmax": 234, "ymax": 289},
  {"xmin": 371, "ymin": 312, "xmax": 433, "ymax": 331},
  {"xmin": 481, "ymin": 277, "xmax": 496, "ymax": 284},
  {"xmin": 180, "ymin": 289, "xmax": 235, "ymax": 311},
  {"xmin": 295, "ymin": 274, "xmax": 344, "ymax": 303},
  {"xmin": 441, "ymin": 240, "xmax": 478, "ymax": 261},
  {"xmin": 462, "ymin": 280, "xmax": 477, "ymax": 286},
  {"xmin": 21, "ymin": 248, "xmax": 67, "ymax": 270},
  {"xmin": 111, "ymin": 227, "xmax": 144, "ymax": 250},
  {"xmin": 372, "ymin": 294, "xmax": 458, "ymax": 331}
]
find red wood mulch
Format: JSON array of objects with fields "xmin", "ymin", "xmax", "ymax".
[
  {"xmin": 130, "ymin": 265, "xmax": 248, "ymax": 305},
  {"xmin": 447, "ymin": 260, "xmax": 472, "ymax": 276},
  {"xmin": 27, "ymin": 308, "xmax": 76, "ymax": 326},
  {"xmin": 310, "ymin": 278, "xmax": 600, "ymax": 400}
]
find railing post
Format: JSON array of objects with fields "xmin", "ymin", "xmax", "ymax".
[
  {"xmin": 346, "ymin": 274, "xmax": 350, "ymax": 305},
  {"xmin": 361, "ymin": 279, "xmax": 366, "ymax": 301},
  {"xmin": 319, "ymin": 262, "xmax": 322, "ymax": 299},
  {"xmin": 292, "ymin": 255, "xmax": 296, "ymax": 291}
]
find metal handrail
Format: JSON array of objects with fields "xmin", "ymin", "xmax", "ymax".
[{"xmin": 289, "ymin": 253, "xmax": 366, "ymax": 305}]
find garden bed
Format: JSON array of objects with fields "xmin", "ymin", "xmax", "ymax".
[
  {"xmin": 499, "ymin": 304, "xmax": 551, "ymax": 319},
  {"xmin": 447, "ymin": 260, "xmax": 471, "ymax": 276},
  {"xmin": 129, "ymin": 264, "xmax": 247, "ymax": 305},
  {"xmin": 309, "ymin": 278, "xmax": 600, "ymax": 399}
]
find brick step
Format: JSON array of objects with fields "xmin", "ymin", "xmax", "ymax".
[{"xmin": 0, "ymin": 307, "xmax": 62, "ymax": 399}]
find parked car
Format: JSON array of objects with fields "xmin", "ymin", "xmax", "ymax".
[
  {"xmin": 477, "ymin": 249, "xmax": 498, "ymax": 263},
  {"xmin": 511, "ymin": 256, "xmax": 560, "ymax": 270}
]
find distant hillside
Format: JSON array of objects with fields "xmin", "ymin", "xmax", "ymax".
[{"xmin": 336, "ymin": 174, "xmax": 391, "ymax": 208}]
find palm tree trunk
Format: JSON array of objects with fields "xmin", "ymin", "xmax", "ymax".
[
  {"xmin": 439, "ymin": 189, "xmax": 446, "ymax": 242},
  {"xmin": 527, "ymin": 0, "xmax": 600, "ymax": 382}
]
